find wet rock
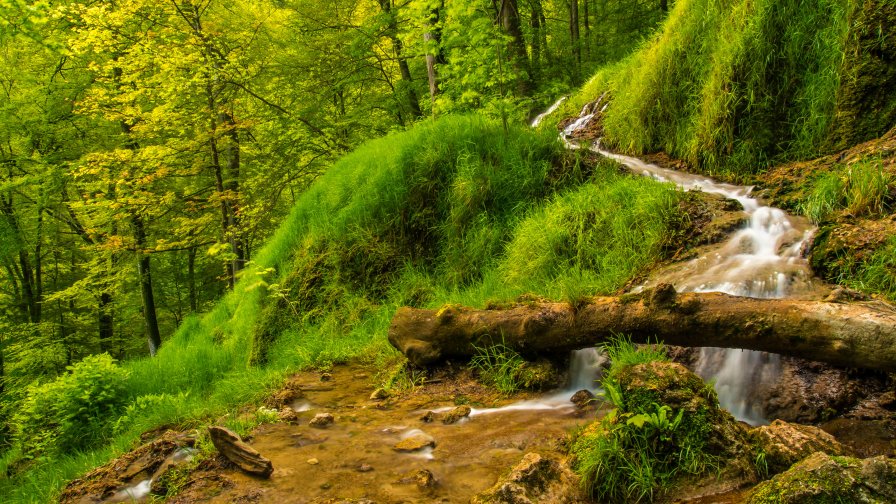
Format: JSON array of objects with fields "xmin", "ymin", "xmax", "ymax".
[
  {"xmin": 647, "ymin": 283, "xmax": 677, "ymax": 308},
  {"xmin": 420, "ymin": 410, "xmax": 435, "ymax": 423},
  {"xmin": 516, "ymin": 359, "xmax": 563, "ymax": 391},
  {"xmin": 747, "ymin": 452, "xmax": 896, "ymax": 503},
  {"xmin": 357, "ymin": 464, "xmax": 373, "ymax": 473},
  {"xmin": 208, "ymin": 426, "xmax": 274, "ymax": 478},
  {"xmin": 59, "ymin": 430, "xmax": 197, "ymax": 503},
  {"xmin": 277, "ymin": 407, "xmax": 298, "ymax": 423},
  {"xmin": 471, "ymin": 452, "xmax": 582, "ymax": 504},
  {"xmin": 825, "ymin": 286, "xmax": 871, "ymax": 303},
  {"xmin": 307, "ymin": 458, "xmax": 320, "ymax": 465},
  {"xmin": 414, "ymin": 469, "xmax": 436, "ymax": 488},
  {"xmin": 320, "ymin": 372, "xmax": 333, "ymax": 382},
  {"xmin": 442, "ymin": 405, "xmax": 471, "ymax": 424},
  {"xmin": 569, "ymin": 389, "xmax": 595, "ymax": 409},
  {"xmin": 393, "ymin": 433, "xmax": 435, "ymax": 452},
  {"xmin": 752, "ymin": 419, "xmax": 850, "ymax": 474},
  {"xmin": 309, "ymin": 413, "xmax": 335, "ymax": 428},
  {"xmin": 369, "ymin": 388, "xmax": 390, "ymax": 401}
]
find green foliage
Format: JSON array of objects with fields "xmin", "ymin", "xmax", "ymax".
[
  {"xmin": 573, "ymin": 337, "xmax": 715, "ymax": 503},
  {"xmin": 13, "ymin": 354, "xmax": 129, "ymax": 459},
  {"xmin": 843, "ymin": 236, "xmax": 896, "ymax": 301},
  {"xmin": 469, "ymin": 342, "xmax": 527, "ymax": 394}
]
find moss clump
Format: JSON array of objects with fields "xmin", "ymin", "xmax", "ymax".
[
  {"xmin": 571, "ymin": 341, "xmax": 756, "ymax": 503},
  {"xmin": 747, "ymin": 452, "xmax": 896, "ymax": 504}
]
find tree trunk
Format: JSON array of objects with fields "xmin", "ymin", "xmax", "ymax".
[
  {"xmin": 188, "ymin": 246, "xmax": 198, "ymax": 312},
  {"xmin": 221, "ymin": 109, "xmax": 246, "ymax": 277},
  {"xmin": 530, "ymin": 0, "xmax": 542, "ymax": 79},
  {"xmin": 498, "ymin": 0, "xmax": 533, "ymax": 96},
  {"xmin": 388, "ymin": 285, "xmax": 896, "ymax": 372},
  {"xmin": 569, "ymin": 0, "xmax": 581, "ymax": 72},
  {"xmin": 99, "ymin": 291, "xmax": 114, "ymax": 351},
  {"xmin": 133, "ymin": 214, "xmax": 162, "ymax": 356},
  {"xmin": 661, "ymin": 0, "xmax": 669, "ymax": 13},
  {"xmin": 378, "ymin": 0, "xmax": 423, "ymax": 120}
]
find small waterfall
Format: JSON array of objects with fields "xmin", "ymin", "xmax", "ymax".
[
  {"xmin": 567, "ymin": 347, "xmax": 606, "ymax": 391},
  {"xmin": 558, "ymin": 101, "xmax": 817, "ymax": 424}
]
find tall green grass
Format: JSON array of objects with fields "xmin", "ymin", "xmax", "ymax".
[
  {"xmin": 802, "ymin": 157, "xmax": 894, "ymax": 222},
  {"xmin": 545, "ymin": 0, "xmax": 874, "ymax": 178},
  {"xmin": 0, "ymin": 115, "xmax": 689, "ymax": 502}
]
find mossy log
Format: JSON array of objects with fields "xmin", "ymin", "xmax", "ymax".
[{"xmin": 388, "ymin": 284, "xmax": 896, "ymax": 372}]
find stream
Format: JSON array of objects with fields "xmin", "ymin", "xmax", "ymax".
[{"xmin": 558, "ymin": 96, "xmax": 821, "ymax": 424}]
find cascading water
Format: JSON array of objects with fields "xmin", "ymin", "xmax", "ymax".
[{"xmin": 559, "ymin": 101, "xmax": 818, "ymax": 424}]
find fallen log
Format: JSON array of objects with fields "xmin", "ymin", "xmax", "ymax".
[{"xmin": 388, "ymin": 284, "xmax": 896, "ymax": 372}]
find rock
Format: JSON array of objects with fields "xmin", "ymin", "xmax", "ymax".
[
  {"xmin": 516, "ymin": 359, "xmax": 562, "ymax": 391},
  {"xmin": 442, "ymin": 405, "xmax": 471, "ymax": 424},
  {"xmin": 752, "ymin": 419, "xmax": 850, "ymax": 474},
  {"xmin": 747, "ymin": 452, "xmax": 896, "ymax": 503},
  {"xmin": 357, "ymin": 464, "xmax": 373, "ymax": 472},
  {"xmin": 414, "ymin": 469, "xmax": 436, "ymax": 488},
  {"xmin": 320, "ymin": 372, "xmax": 332, "ymax": 382},
  {"xmin": 307, "ymin": 458, "xmax": 320, "ymax": 465},
  {"xmin": 277, "ymin": 407, "xmax": 298, "ymax": 423},
  {"xmin": 471, "ymin": 452, "xmax": 582, "ymax": 504},
  {"xmin": 208, "ymin": 426, "xmax": 274, "ymax": 478},
  {"xmin": 825, "ymin": 286, "xmax": 871, "ymax": 303},
  {"xmin": 420, "ymin": 411, "xmax": 435, "ymax": 423},
  {"xmin": 309, "ymin": 413, "xmax": 335, "ymax": 428},
  {"xmin": 569, "ymin": 389, "xmax": 595, "ymax": 409},
  {"xmin": 393, "ymin": 433, "xmax": 435, "ymax": 452},
  {"xmin": 369, "ymin": 388, "xmax": 390, "ymax": 401}
]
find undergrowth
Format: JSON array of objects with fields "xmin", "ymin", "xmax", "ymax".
[
  {"xmin": 469, "ymin": 342, "xmax": 527, "ymax": 394},
  {"xmin": 802, "ymin": 157, "xmax": 894, "ymax": 222}
]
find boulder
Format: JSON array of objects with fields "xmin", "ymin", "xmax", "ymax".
[
  {"xmin": 442, "ymin": 405, "xmax": 472, "ymax": 424},
  {"xmin": 208, "ymin": 426, "xmax": 274, "ymax": 478},
  {"xmin": 471, "ymin": 453, "xmax": 583, "ymax": 504},
  {"xmin": 752, "ymin": 419, "xmax": 850, "ymax": 474},
  {"xmin": 747, "ymin": 452, "xmax": 896, "ymax": 503}
]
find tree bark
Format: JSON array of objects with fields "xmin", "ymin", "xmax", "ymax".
[
  {"xmin": 388, "ymin": 284, "xmax": 896, "ymax": 372},
  {"xmin": 569, "ymin": 0, "xmax": 581, "ymax": 71},
  {"xmin": 498, "ymin": 0, "xmax": 533, "ymax": 96},
  {"xmin": 378, "ymin": 0, "xmax": 423, "ymax": 120},
  {"xmin": 133, "ymin": 214, "xmax": 162, "ymax": 356}
]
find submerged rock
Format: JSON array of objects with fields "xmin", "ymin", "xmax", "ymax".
[
  {"xmin": 752, "ymin": 419, "xmax": 850, "ymax": 474},
  {"xmin": 442, "ymin": 405, "xmax": 471, "ymax": 424},
  {"xmin": 747, "ymin": 452, "xmax": 896, "ymax": 503},
  {"xmin": 369, "ymin": 388, "xmax": 390, "ymax": 401},
  {"xmin": 393, "ymin": 433, "xmax": 435, "ymax": 452},
  {"xmin": 471, "ymin": 452, "xmax": 582, "ymax": 504},
  {"xmin": 309, "ymin": 412, "xmax": 335, "ymax": 428},
  {"xmin": 208, "ymin": 426, "xmax": 274, "ymax": 478}
]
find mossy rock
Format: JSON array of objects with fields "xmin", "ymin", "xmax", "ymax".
[{"xmin": 747, "ymin": 452, "xmax": 896, "ymax": 504}]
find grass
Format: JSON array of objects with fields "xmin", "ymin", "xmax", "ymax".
[
  {"xmin": 469, "ymin": 342, "xmax": 527, "ymax": 395},
  {"xmin": 802, "ymin": 157, "xmax": 894, "ymax": 222},
  {"xmin": 0, "ymin": 114, "xmax": 689, "ymax": 503},
  {"xmin": 541, "ymin": 0, "xmax": 884, "ymax": 179}
]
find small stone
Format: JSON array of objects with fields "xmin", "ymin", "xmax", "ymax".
[
  {"xmin": 309, "ymin": 413, "xmax": 335, "ymax": 428},
  {"xmin": 307, "ymin": 458, "xmax": 320, "ymax": 465},
  {"xmin": 394, "ymin": 434, "xmax": 436, "ymax": 452},
  {"xmin": 420, "ymin": 411, "xmax": 435, "ymax": 423},
  {"xmin": 320, "ymin": 373, "xmax": 333, "ymax": 382},
  {"xmin": 370, "ymin": 388, "xmax": 390, "ymax": 401},
  {"xmin": 570, "ymin": 389, "xmax": 596, "ymax": 409},
  {"xmin": 415, "ymin": 469, "xmax": 436, "ymax": 488},
  {"xmin": 357, "ymin": 464, "xmax": 374, "ymax": 473},
  {"xmin": 442, "ymin": 405, "xmax": 472, "ymax": 424},
  {"xmin": 320, "ymin": 482, "xmax": 331, "ymax": 489}
]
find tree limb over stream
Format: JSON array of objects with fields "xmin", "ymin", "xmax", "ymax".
[{"xmin": 388, "ymin": 284, "xmax": 896, "ymax": 372}]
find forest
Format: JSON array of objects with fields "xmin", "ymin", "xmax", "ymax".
[{"xmin": 2, "ymin": 0, "xmax": 896, "ymax": 502}]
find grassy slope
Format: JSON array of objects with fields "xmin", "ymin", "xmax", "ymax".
[
  {"xmin": 550, "ymin": 0, "xmax": 896, "ymax": 180},
  {"xmin": 0, "ymin": 115, "xmax": 687, "ymax": 502}
]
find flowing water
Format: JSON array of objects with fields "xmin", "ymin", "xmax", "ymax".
[{"xmin": 559, "ymin": 100, "xmax": 819, "ymax": 424}]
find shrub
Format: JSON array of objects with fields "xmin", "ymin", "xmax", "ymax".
[
  {"xmin": 469, "ymin": 342, "xmax": 526, "ymax": 394},
  {"xmin": 14, "ymin": 354, "xmax": 129, "ymax": 458}
]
